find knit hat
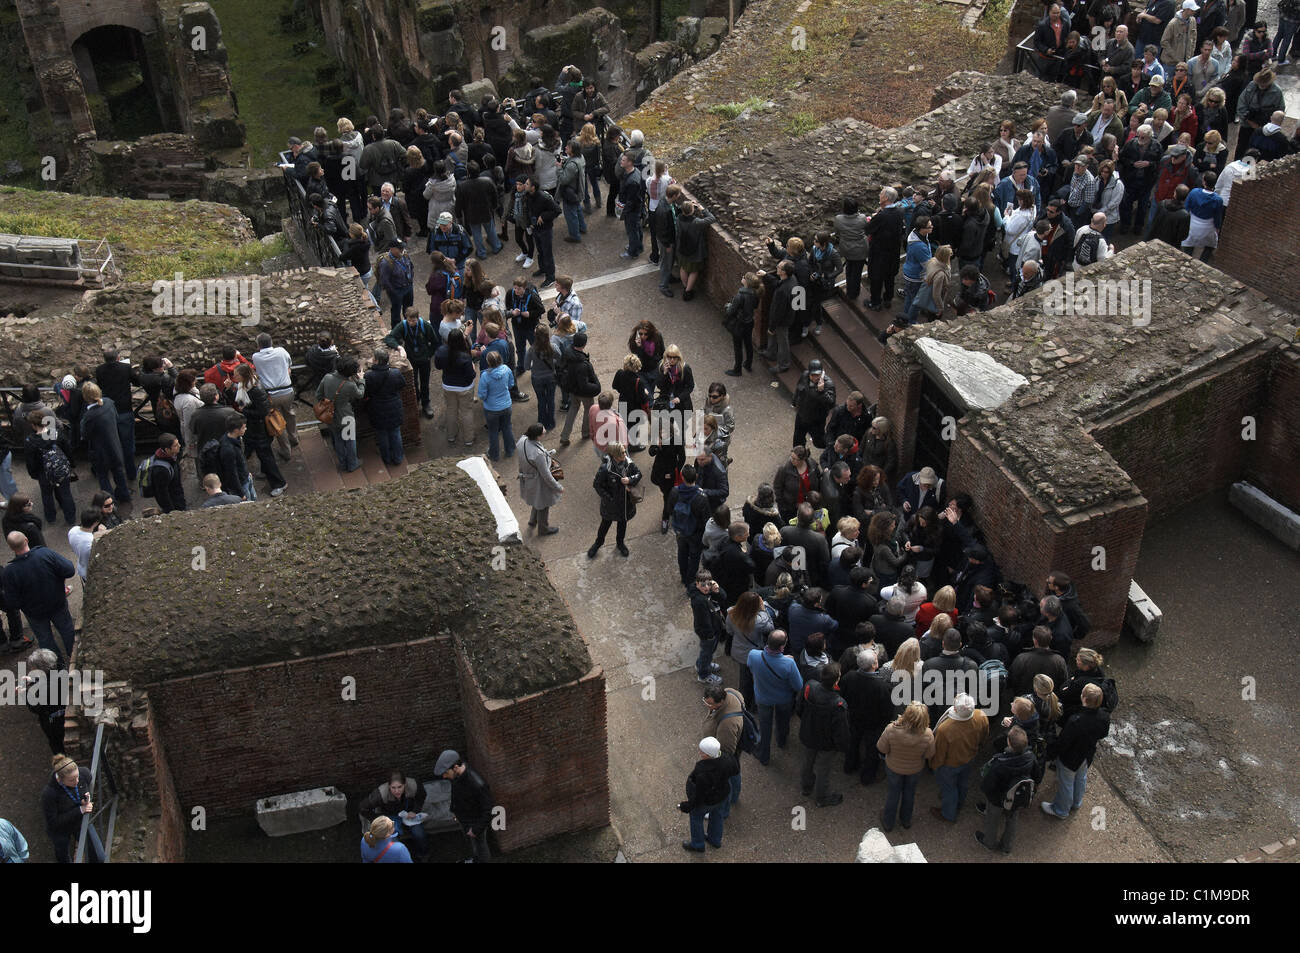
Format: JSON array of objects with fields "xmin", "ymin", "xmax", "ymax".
[
  {"xmin": 61, "ymin": 374, "xmax": 77, "ymax": 390},
  {"xmin": 699, "ymin": 737, "xmax": 722, "ymax": 758},
  {"xmin": 434, "ymin": 749, "xmax": 460, "ymax": 775}
]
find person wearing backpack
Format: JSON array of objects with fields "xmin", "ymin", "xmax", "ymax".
[
  {"xmin": 976, "ymin": 724, "xmax": 1037, "ymax": 853},
  {"xmin": 1072, "ymin": 211, "xmax": 1114, "ymax": 268},
  {"xmin": 23, "ymin": 412, "xmax": 76, "ymax": 527},
  {"xmin": 384, "ymin": 306, "xmax": 438, "ymax": 419},
  {"xmin": 142, "ymin": 434, "xmax": 186, "ymax": 513},
  {"xmin": 704, "ymin": 685, "xmax": 751, "ymax": 814},
  {"xmin": 359, "ymin": 125, "xmax": 406, "ymax": 195},
  {"xmin": 1042, "ymin": 681, "xmax": 1111, "ymax": 820},
  {"xmin": 558, "ymin": 331, "xmax": 600, "ymax": 446},
  {"xmin": 799, "ymin": 661, "xmax": 851, "ymax": 808},
  {"xmin": 668, "ymin": 465, "xmax": 713, "ymax": 587},
  {"xmin": 1058, "ymin": 648, "xmax": 1117, "ymax": 717}
]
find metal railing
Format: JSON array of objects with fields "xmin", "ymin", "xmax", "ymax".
[
  {"xmin": 280, "ymin": 162, "xmax": 345, "ymax": 268},
  {"xmin": 75, "ymin": 722, "xmax": 120, "ymax": 863},
  {"xmin": 0, "ymin": 235, "xmax": 119, "ymax": 286},
  {"xmin": 1014, "ymin": 33, "xmax": 1103, "ymax": 86}
]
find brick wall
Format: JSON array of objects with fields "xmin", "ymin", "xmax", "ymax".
[
  {"xmin": 875, "ymin": 345, "xmax": 923, "ymax": 477},
  {"xmin": 456, "ymin": 645, "xmax": 608, "ymax": 852},
  {"xmin": 1214, "ymin": 155, "xmax": 1300, "ymax": 314},
  {"xmin": 147, "ymin": 636, "xmax": 465, "ymax": 817},
  {"xmin": 1092, "ymin": 347, "xmax": 1273, "ymax": 519},
  {"xmin": 1247, "ymin": 346, "xmax": 1300, "ymax": 512},
  {"xmin": 948, "ymin": 429, "xmax": 1148, "ymax": 643},
  {"xmin": 148, "ymin": 700, "xmax": 186, "ymax": 862}
]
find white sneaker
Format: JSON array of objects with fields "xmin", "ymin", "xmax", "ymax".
[
  {"xmin": 270, "ymin": 486, "xmax": 286, "ymax": 497},
  {"xmin": 522, "ymin": 257, "xmax": 534, "ymax": 268},
  {"xmin": 515, "ymin": 252, "xmax": 527, "ymax": 262},
  {"xmin": 696, "ymin": 673, "xmax": 723, "ymax": 685}
]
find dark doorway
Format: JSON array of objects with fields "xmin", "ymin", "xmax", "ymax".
[
  {"xmin": 914, "ymin": 371, "xmax": 960, "ymax": 478},
  {"xmin": 72, "ymin": 26, "xmax": 166, "ymax": 139}
]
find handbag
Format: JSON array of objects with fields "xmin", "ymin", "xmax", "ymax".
[
  {"xmin": 314, "ymin": 377, "xmax": 342, "ymax": 425},
  {"xmin": 265, "ymin": 408, "xmax": 287, "ymax": 439},
  {"xmin": 549, "ymin": 459, "xmax": 564, "ymax": 482}
]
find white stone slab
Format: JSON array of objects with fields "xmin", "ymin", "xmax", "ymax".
[
  {"xmin": 458, "ymin": 455, "xmax": 520, "ymax": 543},
  {"xmin": 914, "ymin": 337, "xmax": 1029, "ymax": 411},
  {"xmin": 856, "ymin": 828, "xmax": 928, "ymax": 862}
]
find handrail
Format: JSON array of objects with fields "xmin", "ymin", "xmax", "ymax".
[
  {"xmin": 1014, "ymin": 31, "xmax": 1103, "ymax": 82},
  {"xmin": 74, "ymin": 721, "xmax": 119, "ymax": 863}
]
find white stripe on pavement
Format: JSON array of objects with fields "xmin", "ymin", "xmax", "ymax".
[{"xmin": 539, "ymin": 262, "xmax": 659, "ymax": 301}]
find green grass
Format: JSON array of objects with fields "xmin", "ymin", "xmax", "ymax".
[
  {"xmin": 784, "ymin": 111, "xmax": 820, "ymax": 137},
  {"xmin": 707, "ymin": 96, "xmax": 767, "ymax": 119},
  {"xmin": 0, "ymin": 186, "xmax": 287, "ymax": 281},
  {"xmin": 215, "ymin": 0, "xmax": 342, "ymax": 165}
]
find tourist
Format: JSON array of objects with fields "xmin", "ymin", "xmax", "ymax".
[
  {"xmin": 382, "ymin": 307, "xmax": 437, "ymax": 421},
  {"xmin": 2, "ymin": 493, "xmax": 44, "ymax": 551},
  {"xmin": 21, "ymin": 413, "xmax": 74, "ymax": 528},
  {"xmin": 617, "ymin": 153, "xmax": 645, "ymax": 259},
  {"xmin": 359, "ymin": 770, "xmax": 427, "ymax": 861},
  {"xmin": 747, "ymin": 630, "xmax": 803, "ymax": 765},
  {"xmin": 94, "ymin": 348, "xmax": 142, "ymax": 472},
  {"xmin": 834, "ymin": 197, "xmax": 869, "ymax": 304},
  {"xmin": 361, "ymin": 347, "xmax": 406, "ymax": 467},
  {"xmin": 928, "ymin": 692, "xmax": 990, "ymax": 823},
  {"xmin": 772, "ymin": 445, "xmax": 820, "ymax": 524},
  {"xmin": 668, "ymin": 465, "xmax": 713, "ymax": 587},
  {"xmin": 578, "ymin": 123, "xmax": 603, "ymax": 210},
  {"xmin": 790, "ymin": 359, "xmax": 836, "ymax": 451},
  {"xmin": 523, "ymin": 175, "xmax": 559, "ymax": 287},
  {"xmin": 702, "ymin": 685, "xmax": 746, "ymax": 813},
  {"xmin": 435, "ymin": 749, "xmax": 494, "ymax": 863},
  {"xmin": 79, "ymin": 382, "xmax": 132, "ymax": 502},
  {"xmin": 1010, "ymin": 626, "xmax": 1070, "ymax": 697},
  {"xmin": 429, "ymin": 328, "xmax": 473, "ymax": 447},
  {"xmin": 42, "ymin": 755, "xmax": 104, "ymax": 863},
  {"xmin": 798, "ymin": 662, "xmax": 850, "ymax": 808},
  {"xmin": 1043, "ymin": 682, "xmax": 1112, "ymax": 818},
  {"xmin": 517, "ymin": 423, "xmax": 562, "ymax": 536},
  {"xmin": 360, "ymin": 816, "xmax": 412, "ymax": 863},
  {"xmin": 505, "ymin": 275, "xmax": 544, "ymax": 377},
  {"xmin": 477, "ymin": 350, "xmax": 516, "ymax": 462},
  {"xmin": 678, "ymin": 736, "xmax": 739, "ymax": 852},
  {"xmin": 66, "ymin": 509, "xmax": 101, "ymax": 581},
  {"xmin": 144, "ymin": 434, "xmax": 186, "ymax": 513},
  {"xmin": 231, "ymin": 365, "xmax": 287, "ymax": 497},
  {"xmin": 827, "ymin": 397, "xmax": 871, "ymax": 462},
  {"xmin": 530, "ymin": 325, "xmax": 560, "ymax": 432},
  {"xmin": 645, "ymin": 159, "xmax": 672, "ymax": 261},
  {"xmin": 199, "ymin": 473, "xmax": 242, "ymax": 508},
  {"xmin": 725, "ymin": 592, "xmax": 773, "ymax": 710},
  {"xmin": 588, "ymin": 442, "xmax": 641, "ymax": 559},
  {"xmin": 877, "ymin": 701, "xmax": 935, "ymax": 831},
  {"xmin": 316, "ymin": 357, "xmax": 364, "ymax": 473},
  {"xmin": 976, "ymin": 726, "xmax": 1037, "ymax": 853},
  {"xmin": 558, "ymin": 332, "xmax": 600, "ymax": 446},
  {"xmin": 556, "ymin": 140, "xmax": 587, "ymax": 242}
]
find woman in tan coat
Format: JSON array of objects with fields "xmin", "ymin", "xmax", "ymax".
[{"xmin": 877, "ymin": 701, "xmax": 935, "ymax": 831}]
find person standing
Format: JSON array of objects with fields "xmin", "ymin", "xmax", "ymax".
[
  {"xmin": 23, "ymin": 412, "xmax": 76, "ymax": 528},
  {"xmin": 1, "ymin": 531, "xmax": 76, "ymax": 665},
  {"xmin": 839, "ymin": 646, "xmax": 896, "ymax": 784},
  {"xmin": 518, "ymin": 424, "xmax": 562, "ymax": 535},
  {"xmin": 747, "ymin": 630, "xmax": 804, "ymax": 765},
  {"xmin": 41, "ymin": 755, "xmax": 104, "ymax": 863},
  {"xmin": 688, "ymin": 569, "xmax": 727, "ymax": 686},
  {"xmin": 375, "ymin": 239, "xmax": 415, "ymax": 330},
  {"xmin": 976, "ymin": 726, "xmax": 1037, "ymax": 853},
  {"xmin": 232, "ymin": 365, "xmax": 288, "ymax": 497},
  {"xmin": 94, "ymin": 348, "xmax": 141, "ymax": 473},
  {"xmin": 722, "ymin": 273, "xmax": 760, "ymax": 377},
  {"xmin": 525, "ymin": 176, "xmax": 559, "ymax": 288},
  {"xmin": 384, "ymin": 307, "xmax": 438, "ymax": 419},
  {"xmin": 864, "ymin": 188, "xmax": 906, "ymax": 311},
  {"xmin": 435, "ymin": 750, "xmax": 494, "ymax": 863},
  {"xmin": 679, "ymin": 737, "xmax": 739, "ymax": 852},
  {"xmin": 928, "ymin": 693, "xmax": 990, "ymax": 823},
  {"xmin": 477, "ymin": 350, "xmax": 516, "ymax": 462},
  {"xmin": 799, "ymin": 662, "xmax": 851, "ymax": 807},
  {"xmin": 79, "ymin": 382, "xmax": 132, "ymax": 502},
  {"xmin": 834, "ymin": 197, "xmax": 869, "ymax": 304},
  {"xmin": 877, "ymin": 701, "xmax": 936, "ymax": 831},
  {"xmin": 558, "ymin": 332, "xmax": 600, "ymax": 447},
  {"xmin": 145, "ymin": 434, "xmax": 187, "ymax": 513},
  {"xmin": 316, "ymin": 357, "xmax": 365, "ymax": 472},
  {"xmin": 703, "ymin": 685, "xmax": 747, "ymax": 813},
  {"xmin": 433, "ymin": 328, "xmax": 476, "ymax": 446},
  {"xmin": 556, "ymin": 140, "xmax": 587, "ymax": 242},
  {"xmin": 250, "ymin": 334, "xmax": 299, "ymax": 461},
  {"xmin": 363, "ymin": 348, "xmax": 407, "ymax": 467},
  {"xmin": 588, "ymin": 443, "xmax": 641, "ymax": 558},
  {"xmin": 791, "ymin": 360, "xmax": 836, "ymax": 451},
  {"xmin": 617, "ymin": 153, "xmax": 644, "ymax": 259},
  {"xmin": 1042, "ymin": 681, "xmax": 1111, "ymax": 818},
  {"xmin": 667, "ymin": 465, "xmax": 712, "ymax": 587}
]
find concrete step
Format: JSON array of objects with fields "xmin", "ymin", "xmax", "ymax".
[{"xmin": 821, "ymin": 297, "xmax": 885, "ymax": 378}]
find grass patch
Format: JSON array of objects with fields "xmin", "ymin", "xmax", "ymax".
[
  {"xmin": 0, "ymin": 187, "xmax": 282, "ymax": 281},
  {"xmin": 784, "ymin": 111, "xmax": 820, "ymax": 137},
  {"xmin": 707, "ymin": 96, "xmax": 767, "ymax": 119},
  {"xmin": 216, "ymin": 0, "xmax": 342, "ymax": 166}
]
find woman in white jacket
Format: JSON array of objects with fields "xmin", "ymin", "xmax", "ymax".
[
  {"xmin": 1093, "ymin": 159, "xmax": 1125, "ymax": 238},
  {"xmin": 1001, "ymin": 188, "xmax": 1038, "ymax": 275},
  {"xmin": 422, "ymin": 160, "xmax": 457, "ymax": 242}
]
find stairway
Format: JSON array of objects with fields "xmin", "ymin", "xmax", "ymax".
[{"xmin": 772, "ymin": 287, "xmax": 891, "ymax": 410}]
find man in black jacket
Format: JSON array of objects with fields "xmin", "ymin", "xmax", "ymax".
[
  {"xmin": 217, "ymin": 414, "xmax": 250, "ymax": 500},
  {"xmin": 456, "ymin": 161, "xmax": 503, "ymax": 259},
  {"xmin": 711, "ymin": 524, "xmax": 755, "ymax": 611},
  {"xmin": 693, "ymin": 449, "xmax": 729, "ymax": 508},
  {"xmin": 558, "ymin": 331, "xmax": 599, "ymax": 445},
  {"xmin": 976, "ymin": 725, "xmax": 1037, "ymax": 853},
  {"xmin": 652, "ymin": 184, "xmax": 680, "ymax": 296},
  {"xmin": 617, "ymin": 153, "xmax": 645, "ymax": 258},
  {"xmin": 383, "ymin": 307, "xmax": 439, "ymax": 418},
  {"xmin": 799, "ymin": 662, "xmax": 851, "ymax": 807},
  {"xmin": 869, "ymin": 596, "xmax": 915, "ymax": 657},
  {"xmin": 864, "ymin": 188, "xmax": 905, "ymax": 310},
  {"xmin": 792, "ymin": 360, "xmax": 836, "ymax": 450},
  {"xmin": 1042, "ymin": 682, "xmax": 1111, "ymax": 818},
  {"xmin": 839, "ymin": 645, "xmax": 895, "ymax": 783},
  {"xmin": 826, "ymin": 567, "xmax": 877, "ymax": 655},
  {"xmin": 1010, "ymin": 626, "xmax": 1069, "ymax": 696},
  {"xmin": 668, "ymin": 466, "xmax": 713, "ymax": 587},
  {"xmin": 680, "ymin": 736, "xmax": 740, "ymax": 851},
  {"xmin": 80, "ymin": 382, "xmax": 133, "ymax": 502},
  {"xmin": 1038, "ymin": 594, "xmax": 1075, "ymax": 654},
  {"xmin": 780, "ymin": 503, "xmax": 831, "ymax": 588},
  {"xmin": 95, "ymin": 348, "xmax": 142, "ymax": 471},
  {"xmin": 525, "ymin": 175, "xmax": 560, "ymax": 286},
  {"xmin": 146, "ymin": 434, "xmax": 187, "ymax": 514},
  {"xmin": 1046, "ymin": 571, "xmax": 1091, "ymax": 641},
  {"xmin": 826, "ymin": 392, "xmax": 872, "ymax": 447},
  {"xmin": 762, "ymin": 261, "xmax": 797, "ymax": 373},
  {"xmin": 436, "ymin": 749, "xmax": 494, "ymax": 862},
  {"xmin": 688, "ymin": 570, "xmax": 727, "ymax": 685},
  {"xmin": 921, "ymin": 628, "xmax": 979, "ymax": 726}
]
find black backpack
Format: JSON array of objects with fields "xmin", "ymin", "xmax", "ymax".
[
  {"xmin": 41, "ymin": 444, "xmax": 72, "ymax": 486},
  {"xmin": 1004, "ymin": 775, "xmax": 1036, "ymax": 811},
  {"xmin": 199, "ymin": 438, "xmax": 223, "ymax": 479},
  {"xmin": 720, "ymin": 689, "xmax": 762, "ymax": 756},
  {"xmin": 1075, "ymin": 231, "xmax": 1102, "ymax": 266}
]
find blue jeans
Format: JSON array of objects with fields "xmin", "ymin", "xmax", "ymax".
[
  {"xmin": 484, "ymin": 407, "xmax": 515, "ymax": 461},
  {"xmin": 387, "ymin": 813, "xmax": 428, "ymax": 857},
  {"xmin": 469, "ymin": 220, "xmax": 502, "ymax": 258},
  {"xmin": 696, "ymin": 637, "xmax": 717, "ymax": 679},
  {"xmin": 935, "ymin": 762, "xmax": 974, "ymax": 821},
  {"xmin": 331, "ymin": 431, "xmax": 360, "ymax": 472},
  {"xmin": 93, "ymin": 460, "xmax": 132, "ymax": 500},
  {"xmin": 756, "ymin": 702, "xmax": 793, "ymax": 765},
  {"xmin": 624, "ymin": 211, "xmax": 643, "ymax": 255},
  {"xmin": 26, "ymin": 605, "xmax": 76, "ymax": 664},
  {"xmin": 562, "ymin": 202, "xmax": 586, "ymax": 239},
  {"xmin": 901, "ymin": 277, "xmax": 923, "ymax": 321},
  {"xmin": 1278, "ymin": 18, "xmax": 1299, "ymax": 61},
  {"xmin": 688, "ymin": 798, "xmax": 727, "ymax": 848},
  {"xmin": 115, "ymin": 410, "xmax": 136, "ymax": 471},
  {"xmin": 0, "ymin": 451, "xmax": 18, "ymax": 498},
  {"xmin": 387, "ymin": 287, "xmax": 413, "ymax": 329},
  {"xmin": 882, "ymin": 767, "xmax": 921, "ymax": 828},
  {"xmin": 676, "ymin": 536, "xmax": 703, "ymax": 587},
  {"xmin": 719, "ymin": 773, "xmax": 741, "ymax": 819},
  {"xmin": 374, "ymin": 426, "xmax": 403, "ymax": 465},
  {"xmin": 1048, "ymin": 760, "xmax": 1089, "ymax": 817},
  {"xmin": 533, "ymin": 227, "xmax": 555, "ymax": 280},
  {"xmin": 535, "ymin": 378, "xmax": 556, "ymax": 430}
]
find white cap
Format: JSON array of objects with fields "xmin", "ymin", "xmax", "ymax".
[
  {"xmin": 699, "ymin": 737, "xmax": 722, "ymax": 758},
  {"xmin": 1181, "ymin": 0, "xmax": 1199, "ymax": 9}
]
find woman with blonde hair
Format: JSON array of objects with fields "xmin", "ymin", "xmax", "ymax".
[
  {"xmin": 883, "ymin": 636, "xmax": 923, "ymax": 711},
  {"xmin": 914, "ymin": 585, "xmax": 959, "ymax": 636},
  {"xmin": 1195, "ymin": 128, "xmax": 1228, "ymax": 178},
  {"xmin": 914, "ymin": 244, "xmax": 952, "ymax": 321},
  {"xmin": 1032, "ymin": 672, "xmax": 1064, "ymax": 749},
  {"xmin": 233, "ymin": 363, "xmax": 287, "ymax": 497},
  {"xmin": 578, "ymin": 122, "xmax": 602, "ymax": 208},
  {"xmin": 876, "ymin": 700, "xmax": 935, "ymax": 831},
  {"xmin": 656, "ymin": 344, "xmax": 695, "ymax": 413},
  {"xmin": 360, "ymin": 815, "xmax": 412, "ymax": 863},
  {"xmin": 43, "ymin": 754, "xmax": 106, "ymax": 863}
]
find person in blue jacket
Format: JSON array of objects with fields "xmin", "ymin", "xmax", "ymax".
[
  {"xmin": 477, "ymin": 349, "xmax": 516, "ymax": 462},
  {"xmin": 360, "ymin": 816, "xmax": 412, "ymax": 863},
  {"xmin": 747, "ymin": 630, "xmax": 805, "ymax": 765}
]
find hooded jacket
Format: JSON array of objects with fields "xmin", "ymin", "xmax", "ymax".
[
  {"xmin": 980, "ymin": 746, "xmax": 1037, "ymax": 801},
  {"xmin": 799, "ymin": 681, "xmax": 851, "ymax": 752}
]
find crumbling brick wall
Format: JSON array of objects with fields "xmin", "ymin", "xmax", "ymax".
[
  {"xmin": 1215, "ymin": 154, "xmax": 1300, "ymax": 315},
  {"xmin": 1246, "ymin": 346, "xmax": 1300, "ymax": 512}
]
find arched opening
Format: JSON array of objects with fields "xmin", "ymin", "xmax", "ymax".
[{"xmin": 71, "ymin": 25, "xmax": 166, "ymax": 139}]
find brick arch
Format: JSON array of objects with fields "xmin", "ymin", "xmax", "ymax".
[{"xmin": 64, "ymin": 0, "xmax": 159, "ymax": 44}]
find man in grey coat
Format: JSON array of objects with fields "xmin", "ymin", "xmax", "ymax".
[{"xmin": 517, "ymin": 423, "xmax": 563, "ymax": 534}]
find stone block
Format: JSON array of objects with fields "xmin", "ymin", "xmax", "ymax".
[
  {"xmin": 1229, "ymin": 482, "xmax": 1300, "ymax": 551},
  {"xmin": 416, "ymin": 0, "xmax": 456, "ymax": 33},
  {"xmin": 855, "ymin": 828, "xmax": 928, "ymax": 862},
  {"xmin": 695, "ymin": 17, "xmax": 728, "ymax": 57},
  {"xmin": 418, "ymin": 28, "xmax": 464, "ymax": 70},
  {"xmin": 460, "ymin": 78, "xmax": 498, "ymax": 109},
  {"xmin": 1124, "ymin": 579, "xmax": 1162, "ymax": 643},
  {"xmin": 675, "ymin": 17, "xmax": 702, "ymax": 51},
  {"xmin": 256, "ymin": 786, "xmax": 347, "ymax": 836}
]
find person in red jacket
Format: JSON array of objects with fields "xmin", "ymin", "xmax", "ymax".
[{"xmin": 202, "ymin": 346, "xmax": 255, "ymax": 405}]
